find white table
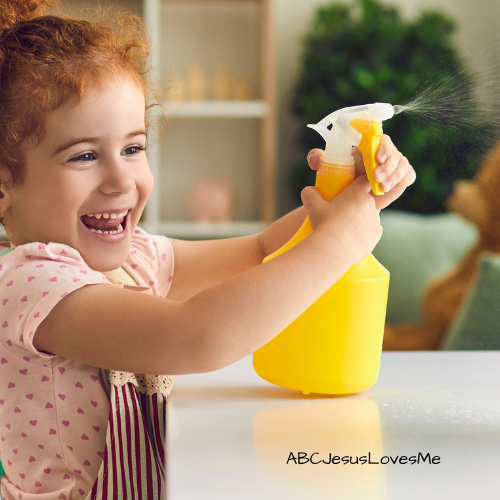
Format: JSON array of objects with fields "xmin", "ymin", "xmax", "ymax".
[{"xmin": 167, "ymin": 352, "xmax": 500, "ymax": 500}]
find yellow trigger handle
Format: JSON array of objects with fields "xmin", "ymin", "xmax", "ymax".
[{"xmin": 350, "ymin": 118, "xmax": 384, "ymax": 196}]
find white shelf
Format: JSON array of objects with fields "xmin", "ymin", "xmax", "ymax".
[
  {"xmin": 138, "ymin": 220, "xmax": 268, "ymax": 239},
  {"xmin": 143, "ymin": 0, "xmax": 277, "ymax": 232},
  {"xmin": 162, "ymin": 100, "xmax": 268, "ymax": 118}
]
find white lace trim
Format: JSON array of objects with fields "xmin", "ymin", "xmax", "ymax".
[
  {"xmin": 103, "ymin": 268, "xmax": 176, "ymax": 398},
  {"xmin": 109, "ymin": 370, "xmax": 176, "ymax": 397}
]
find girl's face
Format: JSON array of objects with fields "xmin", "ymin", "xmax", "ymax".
[{"xmin": 1, "ymin": 75, "xmax": 154, "ymax": 272}]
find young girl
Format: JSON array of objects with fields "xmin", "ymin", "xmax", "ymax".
[{"xmin": 0, "ymin": 1, "xmax": 415, "ymax": 499}]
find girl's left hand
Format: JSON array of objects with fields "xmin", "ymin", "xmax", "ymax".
[{"xmin": 306, "ymin": 134, "xmax": 416, "ymax": 211}]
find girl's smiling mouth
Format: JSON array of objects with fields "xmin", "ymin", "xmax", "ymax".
[{"xmin": 80, "ymin": 208, "xmax": 131, "ymax": 242}]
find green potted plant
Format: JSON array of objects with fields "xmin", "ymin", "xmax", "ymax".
[{"xmin": 290, "ymin": 0, "xmax": 492, "ymax": 214}]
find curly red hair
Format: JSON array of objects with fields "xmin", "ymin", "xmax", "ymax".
[{"xmin": 0, "ymin": 0, "xmax": 164, "ymax": 189}]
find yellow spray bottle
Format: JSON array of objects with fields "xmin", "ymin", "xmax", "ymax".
[{"xmin": 253, "ymin": 103, "xmax": 395, "ymax": 395}]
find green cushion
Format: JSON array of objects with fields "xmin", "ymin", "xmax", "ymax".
[
  {"xmin": 441, "ymin": 254, "xmax": 500, "ymax": 350},
  {"xmin": 373, "ymin": 210, "xmax": 478, "ymax": 324}
]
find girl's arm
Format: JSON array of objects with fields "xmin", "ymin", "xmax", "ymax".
[
  {"xmin": 34, "ymin": 229, "xmax": 351, "ymax": 376},
  {"xmin": 167, "ymin": 206, "xmax": 306, "ymax": 302},
  {"xmin": 167, "ymin": 235, "xmax": 263, "ymax": 303},
  {"xmin": 258, "ymin": 206, "xmax": 306, "ymax": 257}
]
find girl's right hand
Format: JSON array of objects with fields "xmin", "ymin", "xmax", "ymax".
[
  {"xmin": 307, "ymin": 135, "xmax": 416, "ymax": 212},
  {"xmin": 300, "ymin": 175, "xmax": 383, "ymax": 266}
]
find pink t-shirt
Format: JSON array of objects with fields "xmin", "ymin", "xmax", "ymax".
[{"xmin": 0, "ymin": 227, "xmax": 174, "ymax": 500}]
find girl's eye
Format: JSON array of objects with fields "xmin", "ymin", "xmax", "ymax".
[
  {"xmin": 68, "ymin": 145, "xmax": 146, "ymax": 163},
  {"xmin": 123, "ymin": 145, "xmax": 146, "ymax": 155},
  {"xmin": 69, "ymin": 152, "xmax": 96, "ymax": 163}
]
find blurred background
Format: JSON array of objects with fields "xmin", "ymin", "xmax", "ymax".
[
  {"xmin": 48, "ymin": 0, "xmax": 500, "ymax": 234},
  {"xmin": 4, "ymin": 0, "xmax": 500, "ymax": 349}
]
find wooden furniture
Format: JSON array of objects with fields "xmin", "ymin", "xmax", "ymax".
[{"xmin": 142, "ymin": 0, "xmax": 276, "ymax": 239}]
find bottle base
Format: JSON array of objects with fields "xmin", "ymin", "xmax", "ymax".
[{"xmin": 253, "ymin": 359, "xmax": 377, "ymax": 395}]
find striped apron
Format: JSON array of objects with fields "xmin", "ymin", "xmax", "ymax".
[
  {"xmin": 84, "ymin": 369, "xmax": 168, "ymax": 500},
  {"xmin": 86, "ymin": 267, "xmax": 174, "ymax": 500}
]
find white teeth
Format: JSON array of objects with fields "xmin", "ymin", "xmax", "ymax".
[
  {"xmin": 84, "ymin": 210, "xmax": 129, "ymax": 219},
  {"xmin": 88, "ymin": 223, "xmax": 124, "ymax": 235}
]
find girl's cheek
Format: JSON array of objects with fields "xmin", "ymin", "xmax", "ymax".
[{"xmin": 140, "ymin": 168, "xmax": 154, "ymax": 199}]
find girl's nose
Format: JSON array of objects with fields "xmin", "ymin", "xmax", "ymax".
[{"xmin": 99, "ymin": 157, "xmax": 136, "ymax": 195}]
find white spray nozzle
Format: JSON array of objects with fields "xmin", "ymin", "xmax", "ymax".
[
  {"xmin": 307, "ymin": 124, "xmax": 331, "ymax": 142},
  {"xmin": 307, "ymin": 102, "xmax": 394, "ymax": 165},
  {"xmin": 367, "ymin": 102, "xmax": 394, "ymax": 122}
]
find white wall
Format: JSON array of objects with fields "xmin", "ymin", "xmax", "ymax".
[{"xmin": 274, "ymin": 0, "xmax": 500, "ymax": 214}]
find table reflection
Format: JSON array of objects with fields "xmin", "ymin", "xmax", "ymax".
[{"xmin": 253, "ymin": 397, "xmax": 387, "ymax": 500}]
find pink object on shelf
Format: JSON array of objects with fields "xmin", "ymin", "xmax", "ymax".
[{"xmin": 188, "ymin": 178, "xmax": 236, "ymax": 223}]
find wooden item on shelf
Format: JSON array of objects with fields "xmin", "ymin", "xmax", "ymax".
[
  {"xmin": 143, "ymin": 0, "xmax": 276, "ymax": 238},
  {"xmin": 188, "ymin": 178, "xmax": 236, "ymax": 223},
  {"xmin": 187, "ymin": 62, "xmax": 208, "ymax": 101},
  {"xmin": 212, "ymin": 62, "xmax": 233, "ymax": 101},
  {"xmin": 233, "ymin": 74, "xmax": 253, "ymax": 100}
]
